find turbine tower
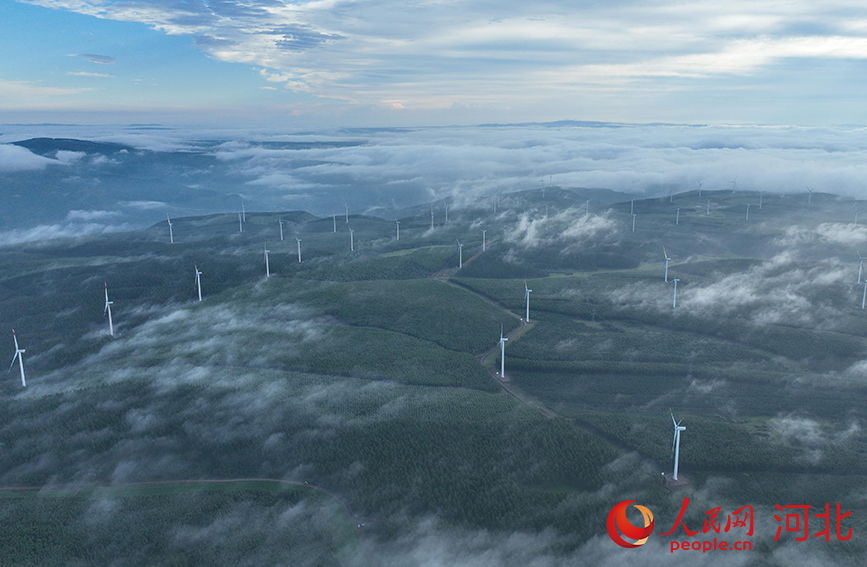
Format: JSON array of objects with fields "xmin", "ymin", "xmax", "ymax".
[
  {"xmin": 806, "ymin": 186, "xmax": 813, "ymax": 204},
  {"xmin": 395, "ymin": 220, "xmax": 400, "ymax": 240},
  {"xmin": 630, "ymin": 199, "xmax": 634, "ymax": 214},
  {"xmin": 344, "ymin": 203, "xmax": 349, "ymax": 223},
  {"xmin": 295, "ymin": 236, "xmax": 302, "ymax": 263},
  {"xmin": 858, "ymin": 252, "xmax": 864, "ymax": 284},
  {"xmin": 585, "ymin": 199, "xmax": 590, "ymax": 216},
  {"xmin": 239, "ymin": 213, "xmax": 243, "ymax": 233},
  {"xmin": 524, "ymin": 280, "xmax": 532, "ymax": 322},
  {"xmin": 456, "ymin": 240, "xmax": 463, "ymax": 268},
  {"xmin": 445, "ymin": 204, "xmax": 449, "ymax": 224},
  {"xmin": 671, "ymin": 278, "xmax": 680, "ymax": 309},
  {"xmin": 430, "ymin": 208, "xmax": 435, "ymax": 230},
  {"xmin": 242, "ymin": 201, "xmax": 246, "ymax": 223},
  {"xmin": 166, "ymin": 214, "xmax": 174, "ymax": 244},
  {"xmin": 498, "ymin": 325, "xmax": 508, "ymax": 377},
  {"xmin": 675, "ymin": 208, "xmax": 680, "ymax": 225},
  {"xmin": 671, "ymin": 412, "xmax": 686, "ymax": 481},
  {"xmin": 482, "ymin": 229, "xmax": 487, "ymax": 252},
  {"xmin": 746, "ymin": 204, "xmax": 751, "ymax": 221},
  {"xmin": 706, "ymin": 198, "xmax": 711, "ymax": 215},
  {"xmin": 731, "ymin": 178, "xmax": 737, "ymax": 193},
  {"xmin": 697, "ymin": 180, "xmax": 703, "ymax": 197},
  {"xmin": 264, "ymin": 244, "xmax": 271, "ymax": 277},
  {"xmin": 663, "ymin": 247, "xmax": 670, "ymax": 282},
  {"xmin": 631, "ymin": 213, "xmax": 637, "ymax": 232},
  {"xmin": 861, "ymin": 278, "xmax": 867, "ymax": 310},
  {"xmin": 104, "ymin": 282, "xmax": 114, "ymax": 337},
  {"xmin": 668, "ymin": 189, "xmax": 674, "ymax": 203},
  {"xmin": 759, "ymin": 191, "xmax": 763, "ymax": 209},
  {"xmin": 350, "ymin": 227, "xmax": 355, "ymax": 251},
  {"xmin": 9, "ymin": 329, "xmax": 26, "ymax": 387},
  {"xmin": 333, "ymin": 213, "xmax": 337, "ymax": 233},
  {"xmin": 279, "ymin": 219, "xmax": 284, "ymax": 241},
  {"xmin": 194, "ymin": 264, "xmax": 203, "ymax": 302}
]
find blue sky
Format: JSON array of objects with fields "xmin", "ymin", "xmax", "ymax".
[{"xmin": 3, "ymin": 1, "xmax": 867, "ymax": 126}]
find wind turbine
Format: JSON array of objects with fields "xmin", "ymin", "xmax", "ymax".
[
  {"xmin": 332, "ymin": 213, "xmax": 337, "ymax": 233},
  {"xmin": 524, "ymin": 280, "xmax": 532, "ymax": 322},
  {"xmin": 668, "ymin": 188, "xmax": 674, "ymax": 203},
  {"xmin": 456, "ymin": 240, "xmax": 463, "ymax": 268},
  {"xmin": 396, "ymin": 220, "xmax": 400, "ymax": 240},
  {"xmin": 9, "ymin": 329, "xmax": 26, "ymax": 387},
  {"xmin": 861, "ymin": 278, "xmax": 867, "ymax": 310},
  {"xmin": 697, "ymin": 180, "xmax": 703, "ymax": 197},
  {"xmin": 663, "ymin": 247, "xmax": 670, "ymax": 282},
  {"xmin": 350, "ymin": 227, "xmax": 355, "ymax": 251},
  {"xmin": 670, "ymin": 412, "xmax": 686, "ymax": 481},
  {"xmin": 279, "ymin": 219, "xmax": 284, "ymax": 241},
  {"xmin": 759, "ymin": 191, "xmax": 763, "ymax": 209},
  {"xmin": 166, "ymin": 214, "xmax": 174, "ymax": 244},
  {"xmin": 854, "ymin": 205, "xmax": 860, "ymax": 227},
  {"xmin": 857, "ymin": 252, "xmax": 864, "ymax": 284},
  {"xmin": 264, "ymin": 244, "xmax": 271, "ymax": 277},
  {"xmin": 295, "ymin": 236, "xmax": 302, "ymax": 263},
  {"xmin": 675, "ymin": 208, "xmax": 680, "ymax": 225},
  {"xmin": 445, "ymin": 203, "xmax": 449, "ymax": 224},
  {"xmin": 745, "ymin": 204, "xmax": 751, "ymax": 221},
  {"xmin": 239, "ymin": 213, "xmax": 243, "ymax": 233},
  {"xmin": 731, "ymin": 178, "xmax": 737, "ymax": 193},
  {"xmin": 430, "ymin": 207, "xmax": 435, "ymax": 230},
  {"xmin": 344, "ymin": 203, "xmax": 349, "ymax": 223},
  {"xmin": 672, "ymin": 278, "xmax": 680, "ymax": 308},
  {"xmin": 498, "ymin": 325, "xmax": 508, "ymax": 377},
  {"xmin": 194, "ymin": 264, "xmax": 203, "ymax": 302},
  {"xmin": 706, "ymin": 198, "xmax": 711, "ymax": 215},
  {"xmin": 631, "ymin": 213, "xmax": 637, "ymax": 232},
  {"xmin": 104, "ymin": 282, "xmax": 114, "ymax": 337},
  {"xmin": 806, "ymin": 186, "xmax": 813, "ymax": 204},
  {"xmin": 630, "ymin": 199, "xmax": 634, "ymax": 215},
  {"xmin": 585, "ymin": 200, "xmax": 590, "ymax": 216},
  {"xmin": 482, "ymin": 229, "xmax": 487, "ymax": 252},
  {"xmin": 241, "ymin": 201, "xmax": 246, "ymax": 223}
]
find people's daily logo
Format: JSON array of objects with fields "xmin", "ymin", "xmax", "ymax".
[{"xmin": 607, "ymin": 500, "xmax": 655, "ymax": 548}]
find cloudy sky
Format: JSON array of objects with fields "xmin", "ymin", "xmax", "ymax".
[{"xmin": 4, "ymin": 0, "xmax": 867, "ymax": 126}]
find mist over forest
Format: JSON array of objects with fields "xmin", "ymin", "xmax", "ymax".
[{"xmin": 2, "ymin": 123, "xmax": 867, "ymax": 566}]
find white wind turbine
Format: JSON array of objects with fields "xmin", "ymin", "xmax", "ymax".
[
  {"xmin": 279, "ymin": 219, "xmax": 284, "ymax": 241},
  {"xmin": 241, "ymin": 201, "xmax": 246, "ymax": 223},
  {"xmin": 706, "ymin": 198, "xmax": 711, "ymax": 215},
  {"xmin": 239, "ymin": 213, "xmax": 243, "ymax": 233},
  {"xmin": 670, "ymin": 412, "xmax": 686, "ymax": 480},
  {"xmin": 194, "ymin": 264, "xmax": 203, "ymax": 302},
  {"xmin": 668, "ymin": 189, "xmax": 674, "ymax": 203},
  {"xmin": 430, "ymin": 208, "xmax": 435, "ymax": 230},
  {"xmin": 456, "ymin": 239, "xmax": 463, "ymax": 268},
  {"xmin": 104, "ymin": 282, "xmax": 114, "ymax": 337},
  {"xmin": 675, "ymin": 207, "xmax": 680, "ymax": 225},
  {"xmin": 585, "ymin": 199, "xmax": 590, "ymax": 216},
  {"xmin": 631, "ymin": 213, "xmax": 637, "ymax": 232},
  {"xmin": 663, "ymin": 247, "xmax": 670, "ymax": 282},
  {"xmin": 9, "ymin": 328, "xmax": 26, "ymax": 387},
  {"xmin": 861, "ymin": 278, "xmax": 867, "ymax": 310},
  {"xmin": 344, "ymin": 203, "xmax": 349, "ymax": 223},
  {"xmin": 332, "ymin": 213, "xmax": 337, "ymax": 233},
  {"xmin": 697, "ymin": 180, "xmax": 703, "ymax": 197},
  {"xmin": 745, "ymin": 204, "xmax": 751, "ymax": 221},
  {"xmin": 806, "ymin": 185, "xmax": 813, "ymax": 204},
  {"xmin": 671, "ymin": 278, "xmax": 680, "ymax": 309},
  {"xmin": 524, "ymin": 280, "xmax": 532, "ymax": 322},
  {"xmin": 264, "ymin": 244, "xmax": 271, "ymax": 277},
  {"xmin": 395, "ymin": 220, "xmax": 400, "ymax": 240},
  {"xmin": 482, "ymin": 229, "xmax": 487, "ymax": 252},
  {"xmin": 350, "ymin": 227, "xmax": 355, "ymax": 251},
  {"xmin": 445, "ymin": 203, "xmax": 449, "ymax": 223},
  {"xmin": 498, "ymin": 325, "xmax": 508, "ymax": 377},
  {"xmin": 858, "ymin": 252, "xmax": 864, "ymax": 284},
  {"xmin": 759, "ymin": 191, "xmax": 763, "ymax": 209},
  {"xmin": 630, "ymin": 199, "xmax": 634, "ymax": 214},
  {"xmin": 295, "ymin": 236, "xmax": 302, "ymax": 263},
  {"xmin": 731, "ymin": 178, "xmax": 737, "ymax": 193},
  {"xmin": 166, "ymin": 214, "xmax": 174, "ymax": 244}
]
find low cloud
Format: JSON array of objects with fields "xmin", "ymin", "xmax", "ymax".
[
  {"xmin": 0, "ymin": 143, "xmax": 57, "ymax": 171},
  {"xmin": 0, "ymin": 221, "xmax": 134, "ymax": 246},
  {"xmin": 68, "ymin": 53, "xmax": 117, "ymax": 64},
  {"xmin": 504, "ymin": 208, "xmax": 619, "ymax": 250}
]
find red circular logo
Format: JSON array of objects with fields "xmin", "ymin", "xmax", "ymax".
[{"xmin": 607, "ymin": 500, "xmax": 655, "ymax": 548}]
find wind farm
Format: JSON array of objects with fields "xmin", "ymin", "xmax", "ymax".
[{"xmin": 2, "ymin": 180, "xmax": 867, "ymax": 565}]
